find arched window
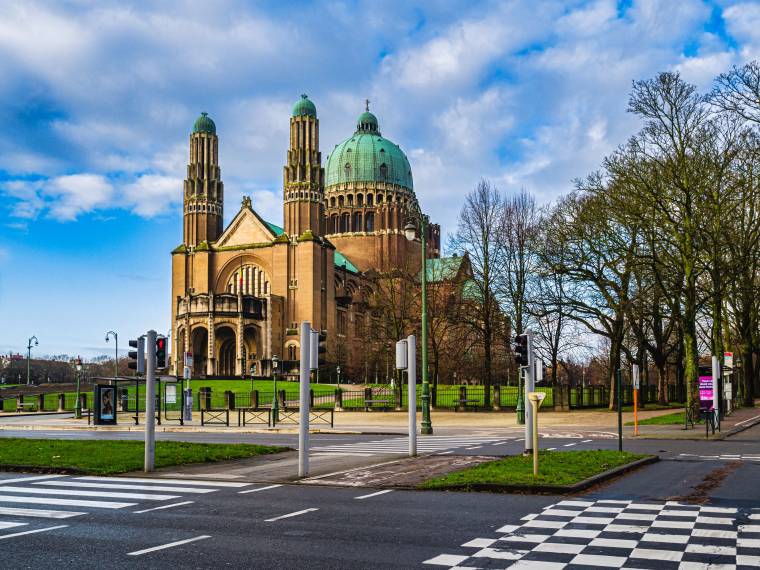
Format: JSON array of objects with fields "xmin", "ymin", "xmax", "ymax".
[
  {"xmin": 353, "ymin": 212, "xmax": 362, "ymax": 231},
  {"xmin": 347, "ymin": 194, "xmax": 354, "ymax": 207},
  {"xmin": 357, "ymin": 194, "xmax": 363, "ymax": 207},
  {"xmin": 344, "ymin": 163, "xmax": 351, "ymax": 178},
  {"xmin": 338, "ymin": 195, "xmax": 344, "ymax": 207},
  {"xmin": 340, "ymin": 213, "xmax": 349, "ymax": 233},
  {"xmin": 365, "ymin": 212, "xmax": 375, "ymax": 232},
  {"xmin": 379, "ymin": 163, "xmax": 388, "ymax": 179},
  {"xmin": 366, "ymin": 194, "xmax": 373, "ymax": 206},
  {"xmin": 288, "ymin": 345, "xmax": 297, "ymax": 361},
  {"xmin": 330, "ymin": 197, "xmax": 336, "ymax": 207},
  {"xmin": 377, "ymin": 194, "xmax": 383, "ymax": 204}
]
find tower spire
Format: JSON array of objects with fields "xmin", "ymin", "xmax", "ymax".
[
  {"xmin": 283, "ymin": 94, "xmax": 324, "ymax": 237},
  {"xmin": 183, "ymin": 112, "xmax": 223, "ymax": 246}
]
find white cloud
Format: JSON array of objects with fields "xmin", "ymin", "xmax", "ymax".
[
  {"xmin": 122, "ymin": 174, "xmax": 182, "ymax": 217},
  {"xmin": 44, "ymin": 174, "xmax": 113, "ymax": 221}
]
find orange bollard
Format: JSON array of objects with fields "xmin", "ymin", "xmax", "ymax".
[{"xmin": 633, "ymin": 388, "xmax": 639, "ymax": 436}]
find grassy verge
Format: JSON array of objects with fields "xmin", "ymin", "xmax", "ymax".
[
  {"xmin": 0, "ymin": 438, "xmax": 289, "ymax": 475},
  {"xmin": 625, "ymin": 411, "xmax": 686, "ymax": 426},
  {"xmin": 420, "ymin": 450, "xmax": 650, "ymax": 489}
]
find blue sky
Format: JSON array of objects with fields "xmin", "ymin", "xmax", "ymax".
[{"xmin": 1, "ymin": 0, "xmax": 759, "ymax": 358}]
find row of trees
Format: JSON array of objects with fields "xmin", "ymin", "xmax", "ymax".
[{"xmin": 449, "ymin": 62, "xmax": 760, "ymax": 411}]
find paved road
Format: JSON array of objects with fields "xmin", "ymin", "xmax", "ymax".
[
  {"xmin": 0, "ymin": 454, "xmax": 758, "ymax": 568},
  {"xmin": 0, "ymin": 423, "xmax": 757, "ymax": 567}
]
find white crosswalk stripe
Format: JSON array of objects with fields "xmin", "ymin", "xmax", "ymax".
[
  {"xmin": 312, "ymin": 435, "xmax": 509, "ymax": 456},
  {"xmin": 677, "ymin": 453, "xmax": 760, "ymax": 462},
  {"xmin": 0, "ymin": 474, "xmax": 252, "ymax": 540}
]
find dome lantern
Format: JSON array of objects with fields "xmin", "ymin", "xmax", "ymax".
[
  {"xmin": 292, "ymin": 94, "xmax": 317, "ymax": 118},
  {"xmin": 192, "ymin": 112, "xmax": 216, "ymax": 134}
]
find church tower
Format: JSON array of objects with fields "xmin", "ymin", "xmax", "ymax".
[
  {"xmin": 283, "ymin": 94, "xmax": 325, "ymax": 237},
  {"xmin": 183, "ymin": 112, "xmax": 224, "ymax": 247}
]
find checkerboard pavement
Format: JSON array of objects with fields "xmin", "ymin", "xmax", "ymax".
[{"xmin": 423, "ymin": 499, "xmax": 760, "ymax": 569}]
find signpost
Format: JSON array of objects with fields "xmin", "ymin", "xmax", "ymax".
[
  {"xmin": 396, "ymin": 336, "xmax": 417, "ymax": 457},
  {"xmin": 527, "ymin": 391, "xmax": 546, "ymax": 477},
  {"xmin": 632, "ymin": 364, "xmax": 640, "ymax": 437},
  {"xmin": 144, "ymin": 330, "xmax": 157, "ymax": 472}
]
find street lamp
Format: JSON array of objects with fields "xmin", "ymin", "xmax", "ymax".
[
  {"xmin": 105, "ymin": 330, "xmax": 118, "ymax": 379},
  {"xmin": 26, "ymin": 335, "xmax": 38, "ymax": 385},
  {"xmin": 271, "ymin": 355, "xmax": 280, "ymax": 424},
  {"xmin": 336, "ymin": 365, "xmax": 341, "ymax": 386},
  {"xmin": 250, "ymin": 360, "xmax": 257, "ymax": 392},
  {"xmin": 404, "ymin": 211, "xmax": 433, "ymax": 435},
  {"xmin": 74, "ymin": 356, "xmax": 83, "ymax": 419}
]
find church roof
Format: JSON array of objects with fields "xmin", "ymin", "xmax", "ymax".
[
  {"xmin": 292, "ymin": 94, "xmax": 317, "ymax": 118},
  {"xmin": 325, "ymin": 109, "xmax": 413, "ymax": 191},
  {"xmin": 423, "ymin": 256, "xmax": 465, "ymax": 282},
  {"xmin": 192, "ymin": 112, "xmax": 216, "ymax": 134},
  {"xmin": 264, "ymin": 218, "xmax": 359, "ymax": 274}
]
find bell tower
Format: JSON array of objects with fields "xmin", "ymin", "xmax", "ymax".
[
  {"xmin": 183, "ymin": 112, "xmax": 224, "ymax": 246},
  {"xmin": 283, "ymin": 94, "xmax": 324, "ymax": 237}
]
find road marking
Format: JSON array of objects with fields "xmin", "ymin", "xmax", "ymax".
[
  {"xmin": 735, "ymin": 413, "xmax": 760, "ymax": 426},
  {"xmin": 564, "ymin": 443, "xmax": 577, "ymax": 447},
  {"xmin": 0, "ymin": 494, "xmax": 135, "ymax": 509},
  {"xmin": 355, "ymin": 490, "xmax": 393, "ymax": 500},
  {"xmin": 133, "ymin": 501, "xmax": 195, "ymax": 514},
  {"xmin": 77, "ymin": 476, "xmax": 249, "ymax": 487},
  {"xmin": 438, "ymin": 451, "xmax": 454, "ymax": 455},
  {"xmin": 0, "ymin": 486, "xmax": 179, "ymax": 501},
  {"xmin": 547, "ymin": 448, "xmax": 557, "ymax": 451},
  {"xmin": 582, "ymin": 440, "xmax": 593, "ymax": 443},
  {"xmin": 0, "ymin": 475, "xmax": 66, "ymax": 485},
  {"xmin": 466, "ymin": 446, "xmax": 482, "ymax": 450},
  {"xmin": 0, "ymin": 507, "xmax": 85, "ymax": 519},
  {"xmin": 265, "ymin": 508, "xmax": 319, "ymax": 522},
  {"xmin": 0, "ymin": 521, "xmax": 27, "ymax": 529},
  {"xmin": 238, "ymin": 484, "xmax": 282, "ymax": 495},
  {"xmin": 0, "ymin": 525, "xmax": 68, "ymax": 540},
  {"xmin": 127, "ymin": 535, "xmax": 211, "ymax": 556},
  {"xmin": 37, "ymin": 481, "xmax": 216, "ymax": 494}
]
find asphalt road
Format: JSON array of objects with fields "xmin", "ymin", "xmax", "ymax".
[{"xmin": 0, "ymin": 424, "xmax": 756, "ymax": 568}]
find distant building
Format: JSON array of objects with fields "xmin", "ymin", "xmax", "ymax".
[{"xmin": 170, "ymin": 96, "xmax": 449, "ymax": 378}]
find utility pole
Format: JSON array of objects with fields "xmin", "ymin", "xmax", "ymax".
[{"xmin": 145, "ymin": 330, "xmax": 157, "ymax": 472}]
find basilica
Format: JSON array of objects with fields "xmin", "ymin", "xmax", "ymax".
[{"xmin": 170, "ymin": 95, "xmax": 445, "ymax": 378}]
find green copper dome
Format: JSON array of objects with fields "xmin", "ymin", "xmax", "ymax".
[
  {"xmin": 292, "ymin": 94, "xmax": 317, "ymax": 117},
  {"xmin": 192, "ymin": 112, "xmax": 216, "ymax": 134},
  {"xmin": 325, "ymin": 110, "xmax": 413, "ymax": 191}
]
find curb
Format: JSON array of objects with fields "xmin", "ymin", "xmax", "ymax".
[
  {"xmin": 0, "ymin": 424, "xmax": 367, "ymax": 435},
  {"xmin": 419, "ymin": 455, "xmax": 659, "ymax": 495}
]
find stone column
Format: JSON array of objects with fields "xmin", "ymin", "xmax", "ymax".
[
  {"xmin": 207, "ymin": 298, "xmax": 215, "ymax": 377},
  {"xmin": 236, "ymin": 292, "xmax": 244, "ymax": 377}
]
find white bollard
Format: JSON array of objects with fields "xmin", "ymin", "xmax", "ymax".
[
  {"xmin": 407, "ymin": 334, "xmax": 417, "ymax": 457},
  {"xmin": 299, "ymin": 321, "xmax": 311, "ymax": 477}
]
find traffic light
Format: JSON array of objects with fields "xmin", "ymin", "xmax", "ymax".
[
  {"xmin": 514, "ymin": 334, "xmax": 529, "ymax": 367},
  {"xmin": 155, "ymin": 335, "xmax": 168, "ymax": 369},
  {"xmin": 128, "ymin": 337, "xmax": 145, "ymax": 374},
  {"xmin": 309, "ymin": 330, "xmax": 328, "ymax": 370}
]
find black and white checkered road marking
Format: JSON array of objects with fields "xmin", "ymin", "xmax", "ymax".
[{"xmin": 424, "ymin": 499, "xmax": 760, "ymax": 569}]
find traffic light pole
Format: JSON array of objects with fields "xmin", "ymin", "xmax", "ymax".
[
  {"xmin": 145, "ymin": 329, "xmax": 157, "ymax": 472},
  {"xmin": 299, "ymin": 322, "xmax": 311, "ymax": 478}
]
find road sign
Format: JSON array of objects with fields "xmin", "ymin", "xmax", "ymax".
[
  {"xmin": 184, "ymin": 352, "xmax": 193, "ymax": 367},
  {"xmin": 183, "ymin": 366, "xmax": 191, "ymax": 380},
  {"xmin": 724, "ymin": 352, "xmax": 733, "ymax": 369}
]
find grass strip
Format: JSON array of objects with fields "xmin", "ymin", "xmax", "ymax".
[
  {"xmin": 0, "ymin": 438, "xmax": 288, "ymax": 475},
  {"xmin": 420, "ymin": 450, "xmax": 650, "ymax": 489},
  {"xmin": 625, "ymin": 411, "xmax": 686, "ymax": 426}
]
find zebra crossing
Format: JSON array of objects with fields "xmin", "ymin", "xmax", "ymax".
[
  {"xmin": 0, "ymin": 474, "xmax": 252, "ymax": 541},
  {"xmin": 311, "ymin": 435, "xmax": 516, "ymax": 456},
  {"xmin": 676, "ymin": 453, "xmax": 760, "ymax": 463}
]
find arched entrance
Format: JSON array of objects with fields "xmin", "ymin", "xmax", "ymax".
[
  {"xmin": 216, "ymin": 326, "xmax": 236, "ymax": 378},
  {"xmin": 243, "ymin": 326, "xmax": 259, "ymax": 376},
  {"xmin": 190, "ymin": 327, "xmax": 208, "ymax": 377}
]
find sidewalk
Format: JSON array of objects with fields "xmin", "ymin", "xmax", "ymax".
[
  {"xmin": 631, "ymin": 405, "xmax": 760, "ymax": 441},
  {"xmin": 0, "ymin": 406, "xmax": 685, "ymax": 434}
]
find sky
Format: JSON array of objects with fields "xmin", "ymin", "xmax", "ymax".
[{"xmin": 1, "ymin": 0, "xmax": 759, "ymax": 359}]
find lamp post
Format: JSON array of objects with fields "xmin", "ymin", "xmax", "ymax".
[
  {"xmin": 250, "ymin": 361, "xmax": 257, "ymax": 392},
  {"xmin": 74, "ymin": 356, "xmax": 83, "ymax": 419},
  {"xmin": 404, "ymin": 212, "xmax": 432, "ymax": 435},
  {"xmin": 336, "ymin": 365, "xmax": 341, "ymax": 386},
  {"xmin": 105, "ymin": 330, "xmax": 118, "ymax": 379},
  {"xmin": 271, "ymin": 355, "xmax": 280, "ymax": 424},
  {"xmin": 26, "ymin": 335, "xmax": 38, "ymax": 385}
]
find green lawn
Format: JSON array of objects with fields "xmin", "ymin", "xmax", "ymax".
[
  {"xmin": 625, "ymin": 411, "xmax": 686, "ymax": 425},
  {"xmin": 0, "ymin": 438, "xmax": 288, "ymax": 475},
  {"xmin": 420, "ymin": 450, "xmax": 650, "ymax": 489}
]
